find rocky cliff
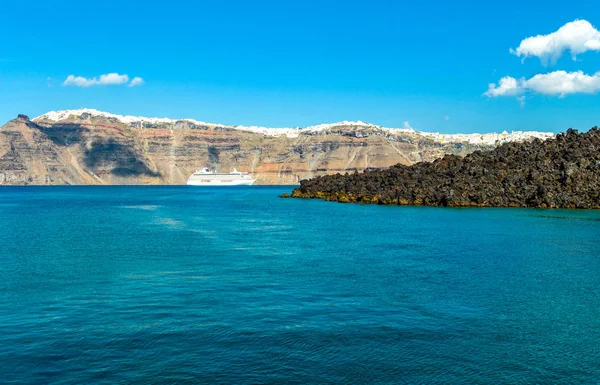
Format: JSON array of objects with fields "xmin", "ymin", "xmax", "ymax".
[
  {"xmin": 0, "ymin": 109, "xmax": 554, "ymax": 185},
  {"xmin": 288, "ymin": 128, "xmax": 600, "ymax": 209}
]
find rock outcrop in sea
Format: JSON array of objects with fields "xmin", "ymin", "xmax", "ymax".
[{"xmin": 288, "ymin": 128, "xmax": 600, "ymax": 209}]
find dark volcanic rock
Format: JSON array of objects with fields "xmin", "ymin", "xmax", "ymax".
[{"xmin": 290, "ymin": 128, "xmax": 600, "ymax": 209}]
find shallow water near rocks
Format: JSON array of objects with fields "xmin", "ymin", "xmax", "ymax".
[{"xmin": 1, "ymin": 186, "xmax": 599, "ymax": 383}]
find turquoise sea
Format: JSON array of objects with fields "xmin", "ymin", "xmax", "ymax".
[{"xmin": 1, "ymin": 186, "xmax": 599, "ymax": 384}]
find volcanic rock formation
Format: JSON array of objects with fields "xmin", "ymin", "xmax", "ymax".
[{"xmin": 288, "ymin": 128, "xmax": 600, "ymax": 209}]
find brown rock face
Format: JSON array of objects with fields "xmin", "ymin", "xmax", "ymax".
[{"xmin": 0, "ymin": 113, "xmax": 539, "ymax": 185}]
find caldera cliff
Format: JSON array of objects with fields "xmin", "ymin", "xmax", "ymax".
[{"xmin": 0, "ymin": 109, "xmax": 553, "ymax": 185}]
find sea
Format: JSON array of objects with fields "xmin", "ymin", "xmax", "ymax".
[{"xmin": 1, "ymin": 186, "xmax": 599, "ymax": 384}]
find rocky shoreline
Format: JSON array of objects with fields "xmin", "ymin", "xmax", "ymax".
[{"xmin": 284, "ymin": 128, "xmax": 600, "ymax": 209}]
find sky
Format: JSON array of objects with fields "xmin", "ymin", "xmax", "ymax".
[{"xmin": 1, "ymin": 0, "xmax": 600, "ymax": 133}]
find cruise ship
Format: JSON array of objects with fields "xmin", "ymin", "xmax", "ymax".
[{"xmin": 186, "ymin": 168, "xmax": 256, "ymax": 186}]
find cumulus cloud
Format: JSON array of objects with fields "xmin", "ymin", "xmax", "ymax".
[
  {"xmin": 483, "ymin": 76, "xmax": 524, "ymax": 97},
  {"xmin": 128, "ymin": 77, "xmax": 144, "ymax": 87},
  {"xmin": 63, "ymin": 75, "xmax": 94, "ymax": 87},
  {"xmin": 62, "ymin": 72, "xmax": 139, "ymax": 87},
  {"xmin": 510, "ymin": 19, "xmax": 600, "ymax": 64},
  {"xmin": 485, "ymin": 70, "xmax": 600, "ymax": 99},
  {"xmin": 526, "ymin": 70, "xmax": 600, "ymax": 96},
  {"xmin": 516, "ymin": 96, "xmax": 526, "ymax": 108}
]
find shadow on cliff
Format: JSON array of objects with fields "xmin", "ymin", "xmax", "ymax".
[
  {"xmin": 84, "ymin": 139, "xmax": 160, "ymax": 177},
  {"xmin": 31, "ymin": 122, "xmax": 89, "ymax": 146},
  {"xmin": 208, "ymin": 145, "xmax": 220, "ymax": 164},
  {"xmin": 26, "ymin": 120, "xmax": 159, "ymax": 177}
]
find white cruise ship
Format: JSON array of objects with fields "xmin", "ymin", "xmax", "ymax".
[{"xmin": 186, "ymin": 168, "xmax": 256, "ymax": 186}]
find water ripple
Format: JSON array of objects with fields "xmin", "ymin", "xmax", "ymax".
[{"xmin": 0, "ymin": 186, "xmax": 599, "ymax": 383}]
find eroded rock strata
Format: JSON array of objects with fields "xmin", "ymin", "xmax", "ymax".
[
  {"xmin": 0, "ymin": 109, "xmax": 553, "ymax": 185},
  {"xmin": 289, "ymin": 128, "xmax": 600, "ymax": 209}
]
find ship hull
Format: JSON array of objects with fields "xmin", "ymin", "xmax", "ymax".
[{"xmin": 186, "ymin": 179, "xmax": 256, "ymax": 186}]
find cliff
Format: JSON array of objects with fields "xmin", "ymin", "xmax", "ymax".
[
  {"xmin": 0, "ymin": 109, "xmax": 554, "ymax": 185},
  {"xmin": 288, "ymin": 128, "xmax": 600, "ymax": 209}
]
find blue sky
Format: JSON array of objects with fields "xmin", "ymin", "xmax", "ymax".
[{"xmin": 1, "ymin": 0, "xmax": 600, "ymax": 133}]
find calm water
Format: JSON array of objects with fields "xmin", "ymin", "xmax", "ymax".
[{"xmin": 1, "ymin": 186, "xmax": 599, "ymax": 384}]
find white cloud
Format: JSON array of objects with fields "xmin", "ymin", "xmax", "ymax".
[
  {"xmin": 403, "ymin": 121, "xmax": 413, "ymax": 130},
  {"xmin": 516, "ymin": 96, "xmax": 526, "ymax": 108},
  {"xmin": 63, "ymin": 75, "xmax": 95, "ymax": 87},
  {"xmin": 63, "ymin": 72, "xmax": 133, "ymax": 87},
  {"xmin": 97, "ymin": 73, "xmax": 129, "ymax": 85},
  {"xmin": 525, "ymin": 70, "xmax": 600, "ymax": 97},
  {"xmin": 510, "ymin": 19, "xmax": 600, "ymax": 64},
  {"xmin": 483, "ymin": 76, "xmax": 524, "ymax": 97},
  {"xmin": 129, "ymin": 77, "xmax": 144, "ymax": 87},
  {"xmin": 485, "ymin": 70, "xmax": 600, "ymax": 99},
  {"xmin": 444, "ymin": 115, "xmax": 450, "ymax": 120}
]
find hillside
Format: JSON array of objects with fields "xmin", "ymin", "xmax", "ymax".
[
  {"xmin": 0, "ymin": 109, "xmax": 553, "ymax": 185},
  {"xmin": 288, "ymin": 128, "xmax": 600, "ymax": 209}
]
